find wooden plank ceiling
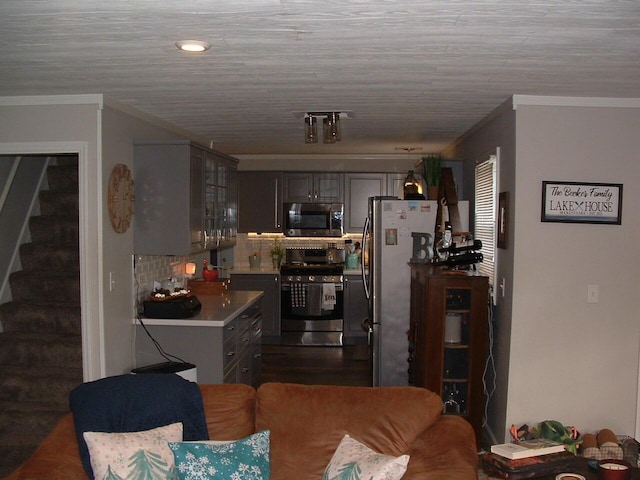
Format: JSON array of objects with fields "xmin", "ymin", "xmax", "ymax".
[{"xmin": 0, "ymin": 0, "xmax": 638, "ymax": 155}]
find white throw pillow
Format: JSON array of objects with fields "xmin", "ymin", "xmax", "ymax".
[
  {"xmin": 83, "ymin": 422, "xmax": 183, "ymax": 480},
  {"xmin": 322, "ymin": 434, "xmax": 410, "ymax": 480}
]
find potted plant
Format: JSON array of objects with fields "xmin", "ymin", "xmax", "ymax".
[
  {"xmin": 421, "ymin": 153, "xmax": 442, "ymax": 200},
  {"xmin": 269, "ymin": 237, "xmax": 286, "ymax": 269}
]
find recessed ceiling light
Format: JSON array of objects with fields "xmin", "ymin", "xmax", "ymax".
[{"xmin": 175, "ymin": 40, "xmax": 211, "ymax": 53}]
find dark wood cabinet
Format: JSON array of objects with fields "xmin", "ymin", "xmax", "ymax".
[{"xmin": 410, "ymin": 264, "xmax": 489, "ymax": 444}]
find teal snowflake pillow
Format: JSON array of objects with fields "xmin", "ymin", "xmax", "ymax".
[
  {"xmin": 169, "ymin": 430, "xmax": 270, "ymax": 480},
  {"xmin": 322, "ymin": 434, "xmax": 410, "ymax": 480},
  {"xmin": 83, "ymin": 421, "xmax": 183, "ymax": 480}
]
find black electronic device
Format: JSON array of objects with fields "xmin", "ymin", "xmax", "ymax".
[{"xmin": 143, "ymin": 295, "xmax": 202, "ymax": 319}]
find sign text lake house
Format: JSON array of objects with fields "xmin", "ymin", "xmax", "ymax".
[{"xmin": 541, "ymin": 181, "xmax": 622, "ymax": 224}]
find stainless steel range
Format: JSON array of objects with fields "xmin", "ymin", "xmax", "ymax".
[{"xmin": 280, "ymin": 248, "xmax": 344, "ymax": 346}]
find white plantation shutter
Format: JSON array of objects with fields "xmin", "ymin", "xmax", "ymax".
[{"xmin": 474, "ymin": 155, "xmax": 497, "ymax": 285}]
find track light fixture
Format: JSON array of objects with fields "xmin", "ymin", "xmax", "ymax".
[{"xmin": 304, "ymin": 112, "xmax": 342, "ymax": 144}]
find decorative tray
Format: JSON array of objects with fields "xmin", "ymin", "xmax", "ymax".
[{"xmin": 148, "ymin": 289, "xmax": 193, "ymax": 302}]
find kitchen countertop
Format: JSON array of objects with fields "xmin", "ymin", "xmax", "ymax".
[
  {"xmin": 231, "ymin": 267, "xmax": 365, "ymax": 275},
  {"xmin": 136, "ymin": 291, "xmax": 263, "ymax": 327}
]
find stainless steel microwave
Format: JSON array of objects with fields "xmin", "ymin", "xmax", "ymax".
[{"xmin": 283, "ymin": 203, "xmax": 344, "ymax": 237}]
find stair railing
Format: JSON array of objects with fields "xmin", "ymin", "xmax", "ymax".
[
  {"xmin": 0, "ymin": 156, "xmax": 51, "ymax": 309},
  {"xmin": 0, "ymin": 156, "xmax": 21, "ymax": 216}
]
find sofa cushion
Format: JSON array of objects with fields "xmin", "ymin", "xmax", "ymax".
[
  {"xmin": 83, "ymin": 422, "xmax": 183, "ymax": 480},
  {"xmin": 322, "ymin": 434, "xmax": 410, "ymax": 480},
  {"xmin": 255, "ymin": 382, "xmax": 443, "ymax": 479},
  {"xmin": 69, "ymin": 373, "xmax": 209, "ymax": 479},
  {"xmin": 198, "ymin": 383, "xmax": 257, "ymax": 441},
  {"xmin": 169, "ymin": 430, "xmax": 270, "ymax": 480}
]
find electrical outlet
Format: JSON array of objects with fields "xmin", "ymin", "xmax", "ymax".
[{"xmin": 587, "ymin": 284, "xmax": 599, "ymax": 304}]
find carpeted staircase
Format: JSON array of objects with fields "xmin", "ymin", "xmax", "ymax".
[{"xmin": 0, "ymin": 157, "xmax": 83, "ymax": 477}]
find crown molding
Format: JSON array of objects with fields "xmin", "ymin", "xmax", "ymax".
[{"xmin": 513, "ymin": 95, "xmax": 640, "ymax": 109}]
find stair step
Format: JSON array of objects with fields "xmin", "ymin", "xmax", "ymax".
[
  {"xmin": 46, "ymin": 164, "xmax": 78, "ymax": 191},
  {"xmin": 0, "ymin": 401, "xmax": 70, "ymax": 476},
  {"xmin": 28, "ymin": 216, "xmax": 79, "ymax": 245},
  {"xmin": 0, "ymin": 401, "xmax": 68, "ymax": 446},
  {"xmin": 0, "ymin": 366, "xmax": 82, "ymax": 404},
  {"xmin": 19, "ymin": 243, "xmax": 80, "ymax": 273},
  {"xmin": 0, "ymin": 333, "xmax": 82, "ymax": 368},
  {"xmin": 38, "ymin": 191, "xmax": 78, "ymax": 217},
  {"xmin": 0, "ymin": 444, "xmax": 39, "ymax": 478},
  {"xmin": 8, "ymin": 271, "xmax": 80, "ymax": 302},
  {"xmin": 0, "ymin": 301, "xmax": 80, "ymax": 335}
]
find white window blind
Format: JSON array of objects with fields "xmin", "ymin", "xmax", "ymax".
[{"xmin": 474, "ymin": 155, "xmax": 497, "ymax": 285}]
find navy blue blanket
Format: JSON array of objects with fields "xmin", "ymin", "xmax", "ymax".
[{"xmin": 69, "ymin": 373, "xmax": 209, "ymax": 479}]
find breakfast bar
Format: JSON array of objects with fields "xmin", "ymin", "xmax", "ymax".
[{"xmin": 134, "ymin": 291, "xmax": 263, "ymax": 385}]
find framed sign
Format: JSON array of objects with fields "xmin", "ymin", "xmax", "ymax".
[
  {"xmin": 497, "ymin": 191, "xmax": 509, "ymax": 248},
  {"xmin": 541, "ymin": 181, "xmax": 622, "ymax": 224}
]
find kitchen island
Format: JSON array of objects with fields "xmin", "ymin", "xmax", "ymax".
[{"xmin": 135, "ymin": 291, "xmax": 263, "ymax": 386}]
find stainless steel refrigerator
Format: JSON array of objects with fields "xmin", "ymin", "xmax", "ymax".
[{"xmin": 362, "ymin": 196, "xmax": 468, "ymax": 386}]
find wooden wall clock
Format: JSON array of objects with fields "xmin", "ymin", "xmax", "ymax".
[{"xmin": 107, "ymin": 163, "xmax": 135, "ymax": 233}]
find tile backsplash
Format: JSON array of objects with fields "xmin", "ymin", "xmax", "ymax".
[
  {"xmin": 133, "ymin": 251, "xmax": 208, "ymax": 305},
  {"xmin": 234, "ymin": 233, "xmax": 362, "ymax": 268},
  {"xmin": 133, "ymin": 233, "xmax": 363, "ymax": 308}
]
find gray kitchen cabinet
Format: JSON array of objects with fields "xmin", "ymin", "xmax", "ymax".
[
  {"xmin": 135, "ymin": 295, "xmax": 262, "ymax": 387},
  {"xmin": 210, "ymin": 155, "xmax": 238, "ymax": 250},
  {"xmin": 386, "ymin": 172, "xmax": 407, "ymax": 199},
  {"xmin": 238, "ymin": 171, "xmax": 283, "ymax": 233},
  {"xmin": 231, "ymin": 273, "xmax": 281, "ymax": 341},
  {"xmin": 283, "ymin": 172, "xmax": 343, "ymax": 203},
  {"xmin": 134, "ymin": 140, "xmax": 238, "ymax": 255},
  {"xmin": 344, "ymin": 173, "xmax": 386, "ymax": 233},
  {"xmin": 344, "ymin": 275, "xmax": 368, "ymax": 344}
]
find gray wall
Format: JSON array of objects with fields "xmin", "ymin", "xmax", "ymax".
[
  {"xmin": 448, "ymin": 96, "xmax": 640, "ymax": 441},
  {"xmin": 0, "ymin": 95, "xmax": 206, "ymax": 380},
  {"xmin": 444, "ymin": 99, "xmax": 516, "ymax": 443}
]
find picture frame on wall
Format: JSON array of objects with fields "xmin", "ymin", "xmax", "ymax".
[
  {"xmin": 541, "ymin": 181, "xmax": 623, "ymax": 225},
  {"xmin": 497, "ymin": 192, "xmax": 508, "ymax": 249}
]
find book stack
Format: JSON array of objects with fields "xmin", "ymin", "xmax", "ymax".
[{"xmin": 483, "ymin": 439, "xmax": 577, "ymax": 479}]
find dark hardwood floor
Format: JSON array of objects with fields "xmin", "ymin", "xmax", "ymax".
[{"xmin": 259, "ymin": 344, "xmax": 372, "ymax": 387}]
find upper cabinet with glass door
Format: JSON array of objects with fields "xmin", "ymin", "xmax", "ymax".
[
  {"xmin": 134, "ymin": 140, "xmax": 238, "ymax": 255},
  {"xmin": 207, "ymin": 154, "xmax": 238, "ymax": 249}
]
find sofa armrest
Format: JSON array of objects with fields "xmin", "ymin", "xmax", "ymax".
[
  {"xmin": 402, "ymin": 415, "xmax": 478, "ymax": 480},
  {"xmin": 3, "ymin": 413, "xmax": 88, "ymax": 480}
]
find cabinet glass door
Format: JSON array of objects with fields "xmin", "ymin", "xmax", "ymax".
[
  {"xmin": 204, "ymin": 154, "xmax": 216, "ymax": 248},
  {"xmin": 442, "ymin": 288, "xmax": 471, "ymax": 416}
]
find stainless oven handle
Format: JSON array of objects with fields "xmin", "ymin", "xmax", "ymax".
[{"xmin": 362, "ymin": 215, "xmax": 370, "ymax": 300}]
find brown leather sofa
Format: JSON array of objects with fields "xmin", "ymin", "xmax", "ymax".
[{"xmin": 4, "ymin": 382, "xmax": 478, "ymax": 480}]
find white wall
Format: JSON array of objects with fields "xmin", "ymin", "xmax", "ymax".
[
  {"xmin": 449, "ymin": 96, "xmax": 640, "ymax": 442},
  {"xmin": 509, "ymin": 99, "xmax": 640, "ymax": 438},
  {"xmin": 0, "ymin": 98, "xmax": 103, "ymax": 380},
  {"xmin": 0, "ymin": 95, "xmax": 211, "ymax": 380},
  {"xmin": 444, "ymin": 99, "xmax": 516, "ymax": 444}
]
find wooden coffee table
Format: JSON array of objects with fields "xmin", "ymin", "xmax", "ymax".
[{"xmin": 536, "ymin": 457, "xmax": 640, "ymax": 479}]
